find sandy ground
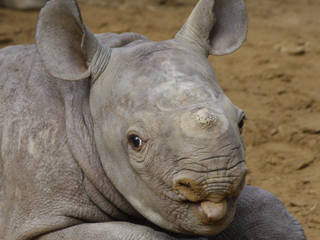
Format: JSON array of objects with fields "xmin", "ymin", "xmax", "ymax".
[{"xmin": 0, "ymin": 0, "xmax": 319, "ymax": 239}]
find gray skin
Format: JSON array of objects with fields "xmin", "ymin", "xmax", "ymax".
[
  {"xmin": 0, "ymin": 0, "xmax": 47, "ymax": 9},
  {"xmin": 0, "ymin": 0, "xmax": 306, "ymax": 239}
]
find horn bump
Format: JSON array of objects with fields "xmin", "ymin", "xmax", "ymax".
[{"xmin": 194, "ymin": 108, "xmax": 217, "ymax": 128}]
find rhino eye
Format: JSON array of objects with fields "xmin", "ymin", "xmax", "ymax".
[
  {"xmin": 238, "ymin": 115, "xmax": 246, "ymax": 134},
  {"xmin": 128, "ymin": 134, "xmax": 143, "ymax": 151}
]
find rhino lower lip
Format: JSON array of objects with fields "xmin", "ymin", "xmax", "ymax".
[
  {"xmin": 192, "ymin": 198, "xmax": 235, "ymax": 225},
  {"xmin": 199, "ymin": 200, "xmax": 228, "ymax": 222}
]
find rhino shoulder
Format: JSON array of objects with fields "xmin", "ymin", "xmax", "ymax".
[{"xmin": 0, "ymin": 43, "xmax": 104, "ymax": 240}]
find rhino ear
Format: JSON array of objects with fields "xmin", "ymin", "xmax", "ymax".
[
  {"xmin": 36, "ymin": 0, "xmax": 110, "ymax": 81},
  {"xmin": 176, "ymin": 0, "xmax": 248, "ymax": 56}
]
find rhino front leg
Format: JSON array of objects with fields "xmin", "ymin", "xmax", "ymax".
[
  {"xmin": 213, "ymin": 186, "xmax": 306, "ymax": 240},
  {"xmin": 36, "ymin": 222, "xmax": 205, "ymax": 240}
]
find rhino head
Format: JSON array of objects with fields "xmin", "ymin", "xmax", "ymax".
[{"xmin": 36, "ymin": 0, "xmax": 248, "ymax": 236}]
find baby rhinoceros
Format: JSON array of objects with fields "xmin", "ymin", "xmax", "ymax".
[{"xmin": 0, "ymin": 0, "xmax": 306, "ymax": 240}]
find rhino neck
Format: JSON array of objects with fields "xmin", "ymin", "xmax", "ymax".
[{"xmin": 58, "ymin": 79, "xmax": 141, "ymax": 221}]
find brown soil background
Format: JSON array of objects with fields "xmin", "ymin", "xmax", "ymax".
[{"xmin": 0, "ymin": 0, "xmax": 319, "ymax": 239}]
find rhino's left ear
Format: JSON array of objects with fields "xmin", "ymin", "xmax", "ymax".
[
  {"xmin": 36, "ymin": 0, "xmax": 110, "ymax": 81},
  {"xmin": 176, "ymin": 0, "xmax": 248, "ymax": 56}
]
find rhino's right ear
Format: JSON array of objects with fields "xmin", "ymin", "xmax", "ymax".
[{"xmin": 36, "ymin": 0, "xmax": 110, "ymax": 81}]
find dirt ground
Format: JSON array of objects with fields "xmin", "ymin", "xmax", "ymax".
[{"xmin": 0, "ymin": 0, "xmax": 319, "ymax": 239}]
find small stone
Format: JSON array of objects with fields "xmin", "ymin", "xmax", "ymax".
[
  {"xmin": 305, "ymin": 99, "xmax": 314, "ymax": 109},
  {"xmin": 265, "ymin": 72, "xmax": 284, "ymax": 80},
  {"xmin": 277, "ymin": 90, "xmax": 287, "ymax": 95},
  {"xmin": 297, "ymin": 159, "xmax": 315, "ymax": 170},
  {"xmin": 289, "ymin": 202, "xmax": 299, "ymax": 207},
  {"xmin": 302, "ymin": 128, "xmax": 320, "ymax": 135},
  {"xmin": 281, "ymin": 46, "xmax": 306, "ymax": 56},
  {"xmin": 271, "ymin": 128, "xmax": 279, "ymax": 136},
  {"xmin": 281, "ymin": 75, "xmax": 292, "ymax": 83}
]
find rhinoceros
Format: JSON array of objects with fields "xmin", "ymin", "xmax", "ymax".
[{"xmin": 0, "ymin": 0, "xmax": 306, "ymax": 239}]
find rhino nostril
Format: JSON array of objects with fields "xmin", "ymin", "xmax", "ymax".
[
  {"xmin": 177, "ymin": 180, "xmax": 191, "ymax": 188},
  {"xmin": 173, "ymin": 178, "xmax": 206, "ymax": 202}
]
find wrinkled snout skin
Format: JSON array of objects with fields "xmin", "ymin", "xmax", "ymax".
[{"xmin": 90, "ymin": 40, "xmax": 247, "ymax": 235}]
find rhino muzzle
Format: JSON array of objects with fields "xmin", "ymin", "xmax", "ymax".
[{"xmin": 173, "ymin": 162, "xmax": 247, "ymax": 224}]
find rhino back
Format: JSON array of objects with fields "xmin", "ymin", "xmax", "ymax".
[{"xmin": 0, "ymin": 45, "xmax": 117, "ymax": 240}]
